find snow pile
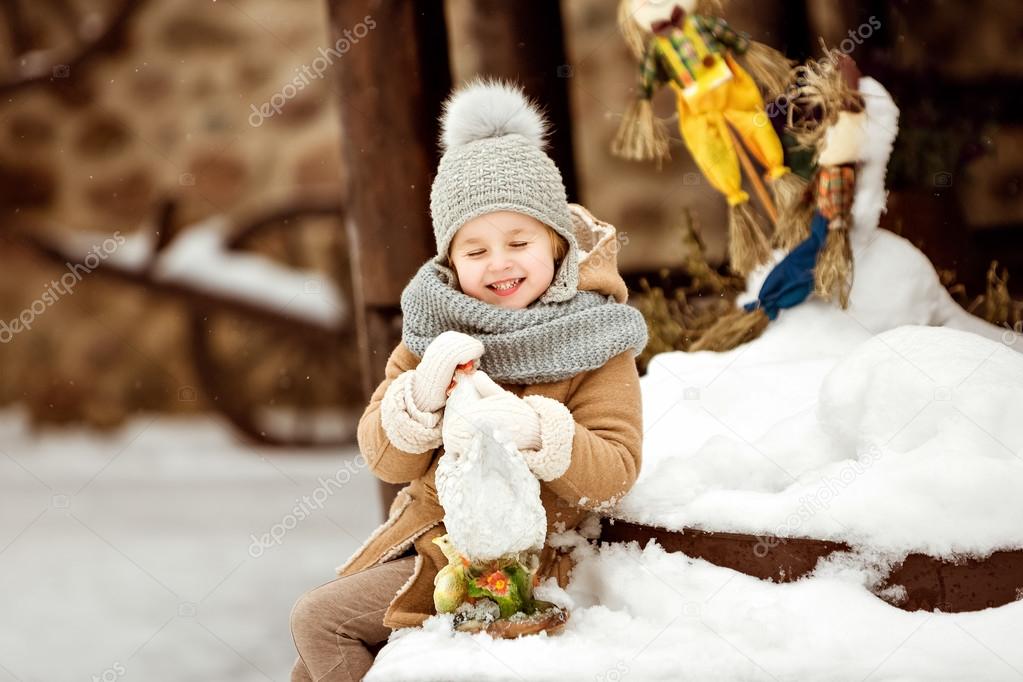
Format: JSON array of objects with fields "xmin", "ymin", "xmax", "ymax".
[
  {"xmin": 619, "ymin": 323, "xmax": 1023, "ymax": 557},
  {"xmin": 819, "ymin": 327, "xmax": 1021, "ymax": 457},
  {"xmin": 372, "ymin": 324, "xmax": 1022, "ymax": 680},
  {"xmin": 368, "ymin": 533, "xmax": 1023, "ymax": 681}
]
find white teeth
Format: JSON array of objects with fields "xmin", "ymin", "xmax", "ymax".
[{"xmin": 490, "ymin": 278, "xmax": 522, "ymax": 291}]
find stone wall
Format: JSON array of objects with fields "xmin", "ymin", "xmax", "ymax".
[
  {"xmin": 0, "ymin": 0, "xmax": 344, "ymax": 426},
  {"xmin": 0, "ymin": 0, "xmax": 1020, "ymax": 428}
]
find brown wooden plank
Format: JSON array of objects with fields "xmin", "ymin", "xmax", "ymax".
[
  {"xmin": 600, "ymin": 518, "xmax": 847, "ymax": 582},
  {"xmin": 599, "ymin": 519, "xmax": 1023, "ymax": 612},
  {"xmin": 882, "ymin": 550, "xmax": 1023, "ymax": 613}
]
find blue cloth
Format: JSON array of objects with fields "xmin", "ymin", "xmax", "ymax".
[{"xmin": 743, "ymin": 212, "xmax": 828, "ymax": 320}]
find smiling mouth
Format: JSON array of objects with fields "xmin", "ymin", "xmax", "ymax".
[{"xmin": 487, "ymin": 277, "xmax": 524, "ymax": 295}]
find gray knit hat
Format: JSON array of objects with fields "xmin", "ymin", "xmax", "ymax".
[{"xmin": 429, "ymin": 80, "xmax": 579, "ymax": 304}]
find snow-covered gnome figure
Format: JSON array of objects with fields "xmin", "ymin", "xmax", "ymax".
[
  {"xmin": 432, "ymin": 359, "xmax": 555, "ymax": 630},
  {"xmin": 613, "ymin": 0, "xmax": 806, "ymax": 275}
]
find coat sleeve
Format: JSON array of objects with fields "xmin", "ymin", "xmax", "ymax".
[
  {"xmin": 357, "ymin": 343, "xmax": 439, "ymax": 484},
  {"xmin": 524, "ymin": 351, "xmax": 643, "ymax": 511}
]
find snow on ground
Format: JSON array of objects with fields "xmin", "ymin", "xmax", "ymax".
[
  {"xmin": 0, "ymin": 410, "xmax": 379, "ymax": 681},
  {"xmin": 368, "ymin": 529, "xmax": 1023, "ymax": 682},
  {"xmin": 8, "ymin": 321, "xmax": 1016, "ymax": 682},
  {"xmin": 371, "ymin": 318, "xmax": 1023, "ymax": 682}
]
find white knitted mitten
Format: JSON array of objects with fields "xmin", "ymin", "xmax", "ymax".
[
  {"xmin": 519, "ymin": 395, "xmax": 574, "ymax": 481},
  {"xmin": 380, "ymin": 371, "xmax": 444, "ymax": 454},
  {"xmin": 442, "ymin": 370, "xmax": 574, "ymax": 481},
  {"xmin": 469, "ymin": 372, "xmax": 577, "ymax": 481},
  {"xmin": 411, "ymin": 331, "xmax": 485, "ymax": 413},
  {"xmin": 442, "ymin": 370, "xmax": 542, "ymax": 455}
]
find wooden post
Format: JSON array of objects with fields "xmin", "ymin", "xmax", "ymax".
[
  {"xmin": 454, "ymin": 0, "xmax": 579, "ymax": 201},
  {"xmin": 325, "ymin": 0, "xmax": 451, "ymax": 519}
]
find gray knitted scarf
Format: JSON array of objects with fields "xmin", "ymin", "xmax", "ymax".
[{"xmin": 400, "ymin": 261, "xmax": 649, "ymax": 384}]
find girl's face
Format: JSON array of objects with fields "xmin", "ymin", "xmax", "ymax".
[{"xmin": 449, "ymin": 211, "xmax": 557, "ymax": 309}]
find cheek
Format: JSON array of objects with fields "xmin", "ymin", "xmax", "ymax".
[
  {"xmin": 452, "ymin": 260, "xmax": 484, "ymax": 293},
  {"xmin": 526, "ymin": 249, "xmax": 556, "ymax": 281}
]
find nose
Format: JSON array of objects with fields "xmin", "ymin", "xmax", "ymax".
[{"xmin": 487, "ymin": 250, "xmax": 514, "ymax": 272}]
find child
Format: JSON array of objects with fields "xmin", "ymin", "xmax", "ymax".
[{"xmin": 289, "ymin": 80, "xmax": 648, "ymax": 682}]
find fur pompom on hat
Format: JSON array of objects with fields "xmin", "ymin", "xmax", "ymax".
[
  {"xmin": 430, "ymin": 80, "xmax": 578, "ymax": 304},
  {"xmin": 440, "ymin": 80, "xmax": 547, "ymax": 150}
]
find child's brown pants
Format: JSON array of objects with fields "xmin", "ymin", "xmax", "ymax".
[{"xmin": 290, "ymin": 556, "xmax": 416, "ymax": 682}]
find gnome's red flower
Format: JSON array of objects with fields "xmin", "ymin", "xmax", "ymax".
[{"xmin": 476, "ymin": 570, "xmax": 510, "ymax": 596}]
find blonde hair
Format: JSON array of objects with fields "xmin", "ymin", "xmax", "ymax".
[{"xmin": 545, "ymin": 225, "xmax": 569, "ymax": 265}]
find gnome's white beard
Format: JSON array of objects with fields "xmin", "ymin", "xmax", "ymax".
[{"xmin": 435, "ymin": 375, "xmax": 547, "ymax": 561}]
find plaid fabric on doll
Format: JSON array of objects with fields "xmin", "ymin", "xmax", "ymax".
[{"xmin": 816, "ymin": 164, "xmax": 856, "ymax": 230}]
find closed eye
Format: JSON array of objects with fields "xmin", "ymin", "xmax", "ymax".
[
  {"xmin": 510, "ymin": 241, "xmax": 529, "ymax": 248},
  {"xmin": 466, "ymin": 249, "xmax": 485, "ymax": 257}
]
